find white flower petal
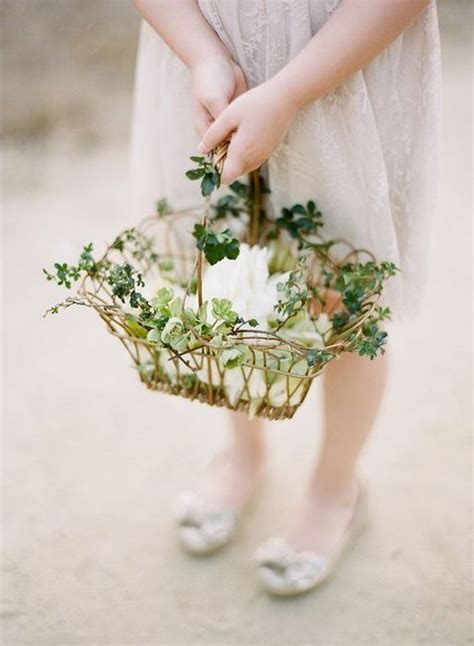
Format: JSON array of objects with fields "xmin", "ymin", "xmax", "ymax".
[
  {"xmin": 202, "ymin": 244, "xmax": 288, "ymax": 327},
  {"xmin": 314, "ymin": 312, "xmax": 332, "ymax": 337}
]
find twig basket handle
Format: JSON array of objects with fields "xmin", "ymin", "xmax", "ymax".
[{"xmin": 195, "ymin": 141, "xmax": 262, "ymax": 306}]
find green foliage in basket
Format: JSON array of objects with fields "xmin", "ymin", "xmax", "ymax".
[
  {"xmin": 44, "ymin": 149, "xmax": 398, "ymax": 421},
  {"xmin": 212, "ymin": 176, "xmax": 270, "ymax": 220},
  {"xmin": 274, "ymin": 200, "xmax": 323, "ymax": 243}
]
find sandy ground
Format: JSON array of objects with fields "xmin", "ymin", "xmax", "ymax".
[{"xmin": 1, "ymin": 31, "xmax": 472, "ymax": 646}]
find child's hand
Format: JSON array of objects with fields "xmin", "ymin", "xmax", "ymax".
[
  {"xmin": 197, "ymin": 80, "xmax": 297, "ymax": 184},
  {"xmin": 191, "ymin": 56, "xmax": 247, "ymax": 138}
]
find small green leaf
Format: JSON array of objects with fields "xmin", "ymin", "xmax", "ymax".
[
  {"xmin": 147, "ymin": 328, "xmax": 161, "ymax": 343},
  {"xmin": 197, "ymin": 301, "xmax": 208, "ymax": 323},
  {"xmin": 185, "ymin": 168, "xmax": 205, "ymax": 180},
  {"xmin": 201, "ymin": 173, "xmax": 216, "ymax": 196},
  {"xmin": 125, "ymin": 315, "xmax": 148, "ymax": 339},
  {"xmin": 152, "ymin": 287, "xmax": 174, "ymax": 309},
  {"xmin": 169, "ymin": 296, "xmax": 183, "ymax": 317},
  {"xmin": 292, "ymin": 204, "xmax": 306, "ymax": 215},
  {"xmin": 156, "ymin": 198, "xmax": 169, "ymax": 216},
  {"xmin": 159, "ymin": 259, "xmax": 174, "ymax": 272},
  {"xmin": 211, "ymin": 298, "xmax": 238, "ymax": 324},
  {"xmin": 220, "ymin": 344, "xmax": 251, "ymax": 369},
  {"xmin": 229, "ymin": 181, "xmax": 248, "ymax": 197}
]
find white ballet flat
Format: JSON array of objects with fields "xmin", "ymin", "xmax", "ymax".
[
  {"xmin": 254, "ymin": 483, "xmax": 368, "ymax": 596},
  {"xmin": 174, "ymin": 491, "xmax": 238, "ymax": 555}
]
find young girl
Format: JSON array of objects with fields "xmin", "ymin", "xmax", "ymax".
[{"xmin": 130, "ymin": 0, "xmax": 440, "ymax": 596}]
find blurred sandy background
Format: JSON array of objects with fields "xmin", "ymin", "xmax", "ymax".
[{"xmin": 1, "ymin": 1, "xmax": 472, "ymax": 645}]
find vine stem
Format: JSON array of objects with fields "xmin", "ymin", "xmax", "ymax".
[
  {"xmin": 196, "ymin": 142, "xmax": 228, "ymax": 307},
  {"xmin": 195, "ymin": 194, "xmax": 213, "ymax": 401},
  {"xmin": 196, "ymin": 197, "xmax": 210, "ymax": 308},
  {"xmin": 249, "ymin": 169, "xmax": 261, "ymax": 246}
]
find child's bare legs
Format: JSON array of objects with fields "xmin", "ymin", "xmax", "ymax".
[
  {"xmin": 194, "ymin": 411, "xmax": 265, "ymax": 509},
  {"xmin": 287, "ymin": 351, "xmax": 389, "ymax": 554},
  {"xmin": 190, "ymin": 351, "xmax": 387, "ymax": 535}
]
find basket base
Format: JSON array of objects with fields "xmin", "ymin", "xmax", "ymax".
[{"xmin": 142, "ymin": 378, "xmax": 301, "ymax": 421}]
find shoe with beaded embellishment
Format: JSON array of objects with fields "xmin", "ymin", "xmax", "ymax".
[{"xmin": 254, "ymin": 481, "xmax": 369, "ymax": 595}]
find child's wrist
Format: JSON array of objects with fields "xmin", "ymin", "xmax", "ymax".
[
  {"xmin": 268, "ymin": 69, "xmax": 316, "ymax": 114},
  {"xmin": 265, "ymin": 75, "xmax": 302, "ymax": 119},
  {"xmin": 189, "ymin": 50, "xmax": 233, "ymax": 75}
]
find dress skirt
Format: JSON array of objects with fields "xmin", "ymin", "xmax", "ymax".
[{"xmin": 130, "ymin": 0, "xmax": 441, "ymax": 316}]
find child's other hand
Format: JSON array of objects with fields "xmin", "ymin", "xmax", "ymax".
[
  {"xmin": 197, "ymin": 80, "xmax": 297, "ymax": 184},
  {"xmin": 191, "ymin": 56, "xmax": 247, "ymax": 138}
]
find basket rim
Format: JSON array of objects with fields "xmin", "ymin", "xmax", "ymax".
[{"xmin": 76, "ymin": 208, "xmax": 383, "ymax": 372}]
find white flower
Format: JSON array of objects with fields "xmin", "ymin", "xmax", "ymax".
[
  {"xmin": 279, "ymin": 313, "xmax": 333, "ymax": 349},
  {"xmin": 203, "ymin": 243, "xmax": 287, "ymax": 327},
  {"xmin": 279, "ymin": 320, "xmax": 324, "ymax": 349},
  {"xmin": 159, "ymin": 348, "xmax": 193, "ymax": 384},
  {"xmin": 267, "ymin": 359, "xmax": 308, "ymax": 408},
  {"xmin": 195, "ymin": 355, "xmax": 266, "ymax": 414},
  {"xmin": 195, "ymin": 357, "xmax": 221, "ymax": 390},
  {"xmin": 314, "ymin": 312, "xmax": 332, "ymax": 338},
  {"xmin": 267, "ymin": 238, "xmax": 298, "ymax": 273},
  {"xmin": 159, "ymin": 349, "xmax": 178, "ymax": 383},
  {"xmin": 223, "ymin": 365, "xmax": 267, "ymax": 418}
]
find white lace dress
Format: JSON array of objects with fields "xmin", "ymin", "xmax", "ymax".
[{"xmin": 130, "ymin": 0, "xmax": 441, "ymax": 314}]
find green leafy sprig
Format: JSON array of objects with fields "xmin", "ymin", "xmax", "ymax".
[
  {"xmin": 334, "ymin": 261, "xmax": 398, "ymax": 314},
  {"xmin": 43, "ymin": 243, "xmax": 103, "ymax": 289},
  {"xmin": 107, "ymin": 262, "xmax": 145, "ymax": 308},
  {"xmin": 43, "ymin": 234, "xmax": 154, "ymax": 317},
  {"xmin": 186, "ymin": 155, "xmax": 242, "ymax": 269},
  {"xmin": 192, "ymin": 223, "xmax": 240, "ymax": 266},
  {"xmin": 330, "ymin": 262, "xmax": 398, "ymax": 333},
  {"xmin": 348, "ymin": 305, "xmax": 392, "ymax": 360},
  {"xmin": 274, "ymin": 260, "xmax": 310, "ymax": 327},
  {"xmin": 185, "ymin": 155, "xmax": 221, "ymax": 196},
  {"xmin": 274, "ymin": 201, "xmax": 323, "ymax": 244},
  {"xmin": 211, "ymin": 178, "xmax": 269, "ymax": 221}
]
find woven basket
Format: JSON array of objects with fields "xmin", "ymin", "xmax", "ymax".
[{"xmin": 76, "ymin": 147, "xmax": 382, "ymax": 420}]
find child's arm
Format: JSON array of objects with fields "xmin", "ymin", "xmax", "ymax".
[
  {"xmin": 132, "ymin": 0, "xmax": 228, "ymax": 69},
  {"xmin": 198, "ymin": 0, "xmax": 431, "ymax": 184},
  {"xmin": 132, "ymin": 0, "xmax": 246, "ymax": 136}
]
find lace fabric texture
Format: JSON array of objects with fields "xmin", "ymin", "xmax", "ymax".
[{"xmin": 130, "ymin": 1, "xmax": 441, "ymax": 316}]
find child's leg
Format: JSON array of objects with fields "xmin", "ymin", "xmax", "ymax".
[
  {"xmin": 317, "ymin": 350, "xmax": 388, "ymax": 492},
  {"xmin": 287, "ymin": 351, "xmax": 389, "ymax": 553},
  {"xmin": 193, "ymin": 411, "xmax": 265, "ymax": 509}
]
